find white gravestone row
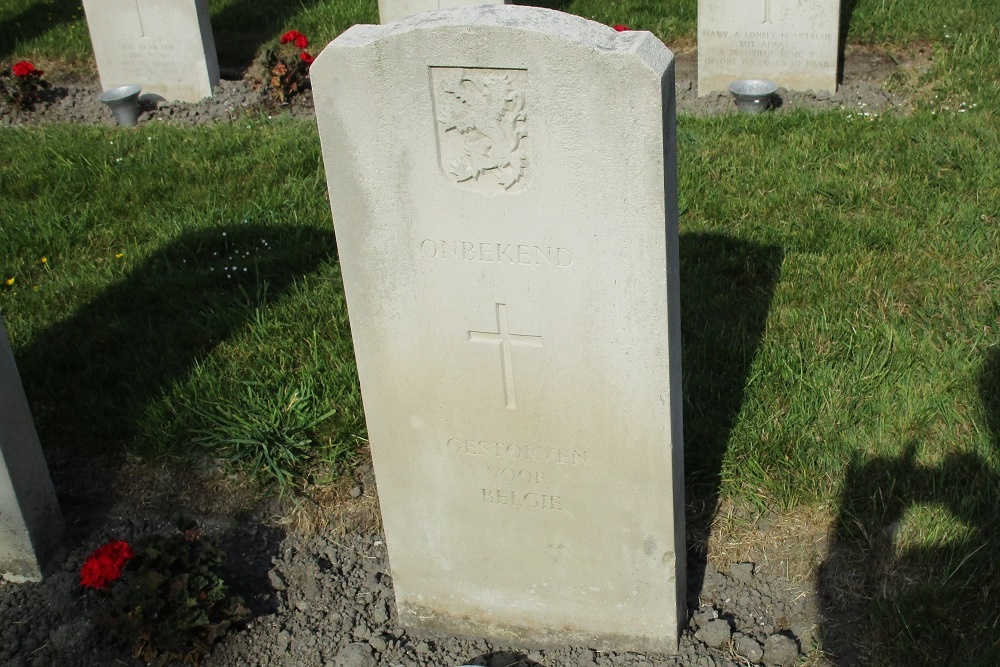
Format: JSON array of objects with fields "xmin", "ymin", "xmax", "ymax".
[
  {"xmin": 378, "ymin": 0, "xmax": 510, "ymax": 25},
  {"xmin": 0, "ymin": 314, "xmax": 64, "ymax": 583},
  {"xmin": 314, "ymin": 6, "xmax": 686, "ymax": 653},
  {"xmin": 698, "ymin": 0, "xmax": 840, "ymax": 95},
  {"xmin": 82, "ymin": 0, "xmax": 220, "ymax": 103}
]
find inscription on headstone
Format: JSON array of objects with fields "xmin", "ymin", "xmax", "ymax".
[
  {"xmin": 313, "ymin": 6, "xmax": 685, "ymax": 653},
  {"xmin": 83, "ymin": 0, "xmax": 219, "ymax": 103},
  {"xmin": 698, "ymin": 0, "xmax": 840, "ymax": 94}
]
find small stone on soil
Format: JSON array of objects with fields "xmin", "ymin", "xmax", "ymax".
[
  {"xmin": 762, "ymin": 634, "xmax": 800, "ymax": 667},
  {"xmin": 695, "ymin": 618, "xmax": 732, "ymax": 649}
]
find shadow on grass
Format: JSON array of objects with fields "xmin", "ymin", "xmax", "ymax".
[
  {"xmin": 0, "ymin": 0, "xmax": 81, "ymax": 61},
  {"xmin": 818, "ymin": 347, "xmax": 1000, "ymax": 665},
  {"xmin": 209, "ymin": 0, "xmax": 324, "ymax": 71},
  {"xmin": 515, "ymin": 0, "xmax": 572, "ymax": 10},
  {"xmin": 678, "ymin": 233, "xmax": 783, "ymax": 608},
  {"xmin": 16, "ymin": 223, "xmax": 336, "ymax": 533}
]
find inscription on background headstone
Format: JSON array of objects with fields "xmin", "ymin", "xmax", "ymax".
[
  {"xmin": 313, "ymin": 6, "xmax": 685, "ymax": 652},
  {"xmin": 82, "ymin": 0, "xmax": 219, "ymax": 102},
  {"xmin": 698, "ymin": 0, "xmax": 840, "ymax": 94},
  {"xmin": 378, "ymin": 0, "xmax": 509, "ymax": 24},
  {"xmin": 0, "ymin": 315, "xmax": 64, "ymax": 582}
]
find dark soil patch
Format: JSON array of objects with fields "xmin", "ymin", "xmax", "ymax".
[
  {"xmin": 1, "ymin": 43, "xmax": 931, "ymax": 128},
  {"xmin": 0, "ymin": 453, "xmax": 830, "ymax": 667}
]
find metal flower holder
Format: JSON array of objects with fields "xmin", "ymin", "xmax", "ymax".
[{"xmin": 97, "ymin": 84, "xmax": 142, "ymax": 126}]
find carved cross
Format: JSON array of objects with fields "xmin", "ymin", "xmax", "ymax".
[
  {"xmin": 468, "ymin": 303, "xmax": 542, "ymax": 410},
  {"xmin": 134, "ymin": 0, "xmax": 147, "ymax": 38}
]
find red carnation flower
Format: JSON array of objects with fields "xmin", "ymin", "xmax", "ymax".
[
  {"xmin": 299, "ymin": 51, "xmax": 315, "ymax": 65},
  {"xmin": 612, "ymin": 24, "xmax": 630, "ymax": 32},
  {"xmin": 11, "ymin": 61, "xmax": 40, "ymax": 78},
  {"xmin": 80, "ymin": 540, "xmax": 134, "ymax": 590},
  {"xmin": 280, "ymin": 30, "xmax": 308, "ymax": 49}
]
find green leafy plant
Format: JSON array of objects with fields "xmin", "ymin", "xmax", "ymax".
[
  {"xmin": 83, "ymin": 521, "xmax": 250, "ymax": 666},
  {"xmin": 190, "ymin": 381, "xmax": 337, "ymax": 495},
  {"xmin": 0, "ymin": 60, "xmax": 50, "ymax": 110},
  {"xmin": 255, "ymin": 30, "xmax": 315, "ymax": 105}
]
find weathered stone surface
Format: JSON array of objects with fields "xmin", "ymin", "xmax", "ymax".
[
  {"xmin": 378, "ymin": 0, "xmax": 509, "ymax": 24},
  {"xmin": 82, "ymin": 0, "xmax": 219, "ymax": 102},
  {"xmin": 313, "ymin": 5, "xmax": 684, "ymax": 653},
  {"xmin": 0, "ymin": 315, "xmax": 64, "ymax": 582},
  {"xmin": 698, "ymin": 0, "xmax": 840, "ymax": 94}
]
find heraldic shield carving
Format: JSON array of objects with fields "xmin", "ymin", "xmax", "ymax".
[{"xmin": 430, "ymin": 67, "xmax": 530, "ymax": 196}]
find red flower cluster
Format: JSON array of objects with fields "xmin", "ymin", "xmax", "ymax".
[
  {"xmin": 80, "ymin": 540, "xmax": 134, "ymax": 590},
  {"xmin": 279, "ymin": 30, "xmax": 314, "ymax": 67},
  {"xmin": 11, "ymin": 60, "xmax": 42, "ymax": 78},
  {"xmin": 280, "ymin": 30, "xmax": 309, "ymax": 50},
  {"xmin": 612, "ymin": 24, "xmax": 630, "ymax": 32}
]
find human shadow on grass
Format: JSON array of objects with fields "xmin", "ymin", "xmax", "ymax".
[
  {"xmin": 678, "ymin": 233, "xmax": 783, "ymax": 609},
  {"xmin": 818, "ymin": 346, "xmax": 1000, "ymax": 665},
  {"xmin": 15, "ymin": 223, "xmax": 336, "ymax": 539},
  {"xmin": 0, "ymin": 0, "xmax": 81, "ymax": 61}
]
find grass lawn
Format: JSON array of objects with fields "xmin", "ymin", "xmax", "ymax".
[{"xmin": 2, "ymin": 0, "xmax": 999, "ymax": 664}]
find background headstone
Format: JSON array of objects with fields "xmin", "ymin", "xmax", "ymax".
[
  {"xmin": 0, "ymin": 314, "xmax": 64, "ymax": 582},
  {"xmin": 82, "ymin": 0, "xmax": 220, "ymax": 103},
  {"xmin": 378, "ymin": 0, "xmax": 509, "ymax": 25},
  {"xmin": 698, "ymin": 0, "xmax": 840, "ymax": 95},
  {"xmin": 313, "ymin": 6, "xmax": 685, "ymax": 653}
]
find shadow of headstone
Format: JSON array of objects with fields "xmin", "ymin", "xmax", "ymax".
[
  {"xmin": 678, "ymin": 232, "xmax": 783, "ymax": 606},
  {"xmin": 13, "ymin": 223, "xmax": 336, "ymax": 537},
  {"xmin": 818, "ymin": 345, "xmax": 1000, "ymax": 664},
  {"xmin": 515, "ymin": 0, "xmax": 572, "ymax": 9},
  {"xmin": 462, "ymin": 651, "xmax": 545, "ymax": 666},
  {"xmin": 208, "ymin": 0, "xmax": 347, "ymax": 71},
  {"xmin": 837, "ymin": 0, "xmax": 860, "ymax": 85},
  {"xmin": 0, "ymin": 0, "xmax": 81, "ymax": 61}
]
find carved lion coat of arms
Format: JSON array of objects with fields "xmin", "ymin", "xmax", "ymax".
[{"xmin": 431, "ymin": 67, "xmax": 530, "ymax": 196}]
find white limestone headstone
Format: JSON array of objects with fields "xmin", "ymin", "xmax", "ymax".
[
  {"xmin": 378, "ymin": 0, "xmax": 509, "ymax": 24},
  {"xmin": 698, "ymin": 0, "xmax": 840, "ymax": 95},
  {"xmin": 313, "ymin": 6, "xmax": 685, "ymax": 653},
  {"xmin": 82, "ymin": 0, "xmax": 219, "ymax": 103},
  {"xmin": 0, "ymin": 314, "xmax": 64, "ymax": 582}
]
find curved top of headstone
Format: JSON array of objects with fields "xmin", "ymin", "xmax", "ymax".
[{"xmin": 319, "ymin": 5, "xmax": 671, "ymax": 74}]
